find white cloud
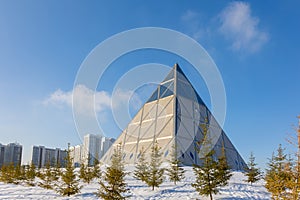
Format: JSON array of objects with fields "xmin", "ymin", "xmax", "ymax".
[
  {"xmin": 73, "ymin": 85, "xmax": 111, "ymax": 116},
  {"xmin": 219, "ymin": 2, "xmax": 268, "ymax": 52},
  {"xmin": 181, "ymin": 10, "xmax": 205, "ymax": 41},
  {"xmin": 43, "ymin": 85, "xmax": 138, "ymax": 117},
  {"xmin": 43, "ymin": 88, "xmax": 73, "ymax": 107}
]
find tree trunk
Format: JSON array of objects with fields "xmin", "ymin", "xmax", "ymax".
[{"xmin": 209, "ymin": 192, "xmax": 213, "ymax": 200}]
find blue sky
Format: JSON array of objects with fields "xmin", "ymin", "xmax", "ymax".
[{"xmin": 0, "ymin": 1, "xmax": 299, "ymax": 168}]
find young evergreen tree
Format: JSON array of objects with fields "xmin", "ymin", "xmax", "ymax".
[
  {"xmin": 265, "ymin": 144, "xmax": 293, "ymax": 199},
  {"xmin": 284, "ymin": 157, "xmax": 297, "ymax": 200},
  {"xmin": 216, "ymin": 145, "xmax": 232, "ymax": 187},
  {"xmin": 166, "ymin": 144, "xmax": 185, "ymax": 185},
  {"xmin": 35, "ymin": 166, "xmax": 43, "ymax": 179},
  {"xmin": 7, "ymin": 163, "xmax": 23, "ymax": 185},
  {"xmin": 79, "ymin": 162, "xmax": 86, "ymax": 181},
  {"xmin": 192, "ymin": 150, "xmax": 219, "ymax": 200},
  {"xmin": 92, "ymin": 155, "xmax": 101, "ymax": 179},
  {"xmin": 14, "ymin": 164, "xmax": 22, "ymax": 184},
  {"xmin": 192, "ymin": 119, "xmax": 231, "ymax": 200},
  {"xmin": 16, "ymin": 165, "xmax": 26, "ymax": 183},
  {"xmin": 145, "ymin": 141, "xmax": 164, "ymax": 190},
  {"xmin": 0, "ymin": 163, "xmax": 15, "ymax": 184},
  {"xmin": 79, "ymin": 162, "xmax": 94, "ymax": 184},
  {"xmin": 25, "ymin": 162, "xmax": 36, "ymax": 186},
  {"xmin": 97, "ymin": 144, "xmax": 129, "ymax": 200},
  {"xmin": 85, "ymin": 166, "xmax": 94, "ymax": 183},
  {"xmin": 244, "ymin": 152, "xmax": 261, "ymax": 185},
  {"xmin": 52, "ymin": 161, "xmax": 61, "ymax": 181},
  {"xmin": 133, "ymin": 147, "xmax": 148, "ymax": 183},
  {"xmin": 56, "ymin": 143, "xmax": 81, "ymax": 196},
  {"xmin": 285, "ymin": 116, "xmax": 300, "ymax": 199},
  {"xmin": 39, "ymin": 161, "xmax": 54, "ymax": 189}
]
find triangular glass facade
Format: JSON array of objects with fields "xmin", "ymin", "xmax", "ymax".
[{"xmin": 101, "ymin": 63, "xmax": 247, "ymax": 170}]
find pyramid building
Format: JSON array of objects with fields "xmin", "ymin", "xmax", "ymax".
[{"xmin": 101, "ymin": 64, "xmax": 247, "ymax": 170}]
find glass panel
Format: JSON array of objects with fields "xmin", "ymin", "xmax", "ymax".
[
  {"xmin": 176, "ymin": 68, "xmax": 189, "ymax": 83},
  {"xmin": 162, "ymin": 68, "xmax": 174, "ymax": 82},
  {"xmin": 178, "ymin": 97, "xmax": 193, "ymax": 118},
  {"xmin": 160, "ymin": 81, "xmax": 174, "ymax": 98},
  {"xmin": 159, "ymin": 85, "xmax": 167, "ymax": 98},
  {"xmin": 161, "ymin": 88, "xmax": 173, "ymax": 98},
  {"xmin": 189, "ymin": 152, "xmax": 194, "ymax": 160},
  {"xmin": 147, "ymin": 89, "xmax": 158, "ymax": 102},
  {"xmin": 164, "ymin": 150, "xmax": 169, "ymax": 157},
  {"xmin": 162, "ymin": 79, "xmax": 173, "ymax": 88}
]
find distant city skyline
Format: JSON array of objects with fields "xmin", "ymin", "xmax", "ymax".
[
  {"xmin": 31, "ymin": 145, "xmax": 67, "ymax": 168},
  {"xmin": 0, "ymin": 1, "xmax": 299, "ymax": 169},
  {"xmin": 0, "ymin": 142, "xmax": 22, "ymax": 167},
  {"xmin": 0, "ymin": 133, "xmax": 115, "ymax": 166}
]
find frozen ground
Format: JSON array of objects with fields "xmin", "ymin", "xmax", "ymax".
[{"xmin": 0, "ymin": 166, "xmax": 270, "ymax": 199}]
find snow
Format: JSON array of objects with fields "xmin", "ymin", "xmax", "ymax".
[{"xmin": 0, "ymin": 166, "xmax": 270, "ymax": 199}]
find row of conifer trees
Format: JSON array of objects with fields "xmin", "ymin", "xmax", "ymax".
[
  {"xmin": 0, "ymin": 142, "xmax": 261, "ymax": 200},
  {"xmin": 0, "ymin": 141, "xmax": 232, "ymax": 199},
  {"xmin": 0, "ymin": 118, "xmax": 265, "ymax": 200}
]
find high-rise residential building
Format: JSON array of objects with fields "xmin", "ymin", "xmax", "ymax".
[
  {"xmin": 0, "ymin": 142, "xmax": 22, "ymax": 167},
  {"xmin": 31, "ymin": 145, "xmax": 67, "ymax": 168},
  {"xmin": 77, "ymin": 134, "xmax": 115, "ymax": 166},
  {"xmin": 100, "ymin": 137, "xmax": 115, "ymax": 158},
  {"xmin": 70, "ymin": 145, "xmax": 82, "ymax": 167},
  {"xmin": 0, "ymin": 144, "xmax": 4, "ymax": 167},
  {"xmin": 82, "ymin": 134, "xmax": 102, "ymax": 166},
  {"xmin": 58, "ymin": 149, "xmax": 67, "ymax": 167}
]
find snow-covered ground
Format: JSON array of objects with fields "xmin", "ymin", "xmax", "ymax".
[{"xmin": 0, "ymin": 166, "xmax": 270, "ymax": 200}]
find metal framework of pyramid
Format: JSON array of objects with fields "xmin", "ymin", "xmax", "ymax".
[{"xmin": 101, "ymin": 64, "xmax": 247, "ymax": 170}]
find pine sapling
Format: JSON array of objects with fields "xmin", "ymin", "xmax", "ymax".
[
  {"xmin": 133, "ymin": 147, "xmax": 148, "ymax": 183},
  {"xmin": 92, "ymin": 156, "xmax": 101, "ymax": 179},
  {"xmin": 0, "ymin": 163, "xmax": 15, "ymax": 184},
  {"xmin": 56, "ymin": 143, "xmax": 81, "ymax": 196},
  {"xmin": 192, "ymin": 150, "xmax": 219, "ymax": 200},
  {"xmin": 244, "ymin": 152, "xmax": 261, "ymax": 185},
  {"xmin": 216, "ymin": 145, "xmax": 232, "ymax": 187},
  {"xmin": 52, "ymin": 161, "xmax": 61, "ymax": 181},
  {"xmin": 166, "ymin": 145, "xmax": 185, "ymax": 185},
  {"xmin": 79, "ymin": 159, "xmax": 94, "ymax": 184},
  {"xmin": 97, "ymin": 143, "xmax": 129, "ymax": 199},
  {"xmin": 265, "ymin": 144, "xmax": 293, "ymax": 199},
  {"xmin": 145, "ymin": 141, "xmax": 164, "ymax": 190},
  {"xmin": 192, "ymin": 119, "xmax": 231, "ymax": 200},
  {"xmin": 26, "ymin": 162, "xmax": 36, "ymax": 186}
]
